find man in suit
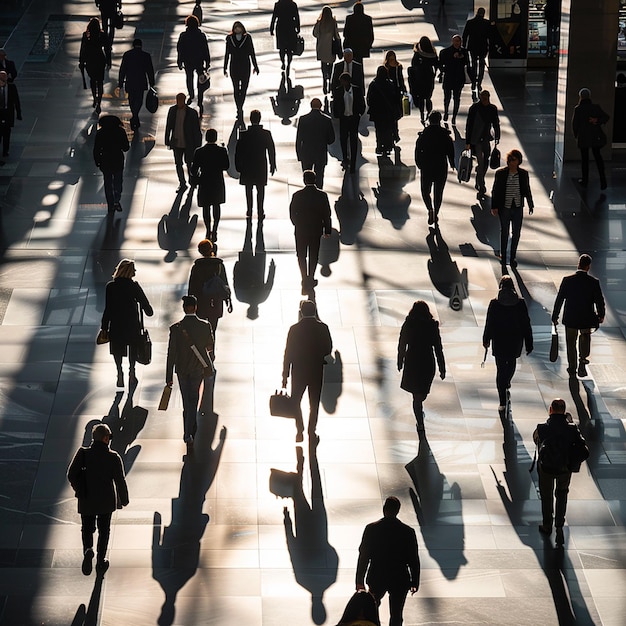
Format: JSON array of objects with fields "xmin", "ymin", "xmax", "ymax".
[
  {"xmin": 0, "ymin": 71, "xmax": 21, "ymax": 164},
  {"xmin": 343, "ymin": 2, "xmax": 374, "ymax": 62},
  {"xmin": 67, "ymin": 423, "xmax": 129, "ymax": 576},
  {"xmin": 282, "ymin": 300, "xmax": 333, "ymax": 443},
  {"xmin": 165, "ymin": 93, "xmax": 202, "ymax": 192},
  {"xmin": 332, "ymin": 72, "xmax": 365, "ymax": 173},
  {"xmin": 235, "ymin": 109, "xmax": 276, "ymax": 220},
  {"xmin": 462, "ymin": 7, "xmax": 491, "ymax": 94},
  {"xmin": 295, "ymin": 98, "xmax": 335, "ymax": 189},
  {"xmin": 331, "ymin": 48, "xmax": 365, "ymax": 91},
  {"xmin": 438, "ymin": 34, "xmax": 469, "ymax": 125},
  {"xmin": 490, "ymin": 148, "xmax": 534, "ymax": 273},
  {"xmin": 356, "ymin": 496, "xmax": 420, "ymax": 626},
  {"xmin": 95, "ymin": 0, "xmax": 121, "ymax": 49},
  {"xmin": 118, "ymin": 38, "xmax": 155, "ymax": 131},
  {"xmin": 290, "ymin": 170, "xmax": 332, "ymax": 295},
  {"xmin": 0, "ymin": 49, "xmax": 18, "ymax": 82},
  {"xmin": 166, "ymin": 295, "xmax": 215, "ymax": 451},
  {"xmin": 552, "ymin": 254, "xmax": 606, "ymax": 377}
]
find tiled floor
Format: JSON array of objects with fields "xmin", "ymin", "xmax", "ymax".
[{"xmin": 1, "ymin": 0, "xmax": 625, "ymax": 625}]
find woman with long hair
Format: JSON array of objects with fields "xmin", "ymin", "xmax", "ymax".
[
  {"xmin": 409, "ymin": 36, "xmax": 439, "ymax": 123},
  {"xmin": 101, "ymin": 259, "xmax": 153, "ymax": 388},
  {"xmin": 312, "ymin": 6, "xmax": 339, "ymax": 94},
  {"xmin": 382, "ymin": 50, "xmax": 406, "ymax": 142},
  {"xmin": 397, "ymin": 300, "xmax": 446, "ymax": 436},
  {"xmin": 270, "ymin": 0, "xmax": 300, "ymax": 74},
  {"xmin": 79, "ymin": 17, "xmax": 108, "ymax": 114},
  {"xmin": 224, "ymin": 21, "xmax": 259, "ymax": 122},
  {"xmin": 367, "ymin": 66, "xmax": 401, "ymax": 155}
]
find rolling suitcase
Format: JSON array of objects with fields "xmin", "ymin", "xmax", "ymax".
[{"xmin": 457, "ymin": 149, "xmax": 473, "ymax": 183}]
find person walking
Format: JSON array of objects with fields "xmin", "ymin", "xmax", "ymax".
[
  {"xmin": 67, "ymin": 423, "xmax": 129, "ymax": 576},
  {"xmin": 282, "ymin": 300, "xmax": 333, "ymax": 443},
  {"xmin": 188, "ymin": 238, "xmax": 232, "ymax": 334},
  {"xmin": 270, "ymin": 0, "xmax": 300, "ymax": 74},
  {"xmin": 462, "ymin": 7, "xmax": 491, "ymax": 95},
  {"xmin": 382, "ymin": 50, "xmax": 405, "ymax": 143},
  {"xmin": 313, "ymin": 6, "xmax": 340, "ymax": 95},
  {"xmin": 166, "ymin": 295, "xmax": 215, "ymax": 452},
  {"xmin": 0, "ymin": 48, "xmax": 18, "ymax": 82},
  {"xmin": 331, "ymin": 48, "xmax": 365, "ymax": 91},
  {"xmin": 367, "ymin": 66, "xmax": 402, "ymax": 156},
  {"xmin": 490, "ymin": 149, "xmax": 534, "ymax": 272},
  {"xmin": 397, "ymin": 300, "xmax": 445, "ymax": 436},
  {"xmin": 94, "ymin": 0, "xmax": 120, "ymax": 52},
  {"xmin": 101, "ymin": 259, "xmax": 153, "ymax": 388},
  {"xmin": 235, "ymin": 109, "xmax": 276, "ymax": 220},
  {"xmin": 438, "ymin": 34, "xmax": 468, "ymax": 125},
  {"xmin": 408, "ymin": 36, "xmax": 439, "ymax": 124},
  {"xmin": 414, "ymin": 111, "xmax": 455, "ymax": 225},
  {"xmin": 572, "ymin": 87, "xmax": 610, "ymax": 189},
  {"xmin": 176, "ymin": 14, "xmax": 211, "ymax": 105},
  {"xmin": 295, "ymin": 98, "xmax": 335, "ymax": 189},
  {"xmin": 0, "ymin": 70, "xmax": 22, "ymax": 163},
  {"xmin": 289, "ymin": 170, "xmax": 332, "ymax": 296},
  {"xmin": 343, "ymin": 1, "xmax": 375, "ymax": 63},
  {"xmin": 79, "ymin": 18, "xmax": 109, "ymax": 113},
  {"xmin": 224, "ymin": 21, "xmax": 259, "ymax": 124},
  {"xmin": 191, "ymin": 129, "xmax": 230, "ymax": 240},
  {"xmin": 356, "ymin": 496, "xmax": 420, "ymax": 626},
  {"xmin": 465, "ymin": 89, "xmax": 500, "ymax": 198},
  {"xmin": 332, "ymin": 72, "xmax": 366, "ymax": 173},
  {"xmin": 552, "ymin": 253, "xmax": 605, "ymax": 377},
  {"xmin": 482, "ymin": 275, "xmax": 533, "ymax": 413},
  {"xmin": 118, "ymin": 39, "xmax": 155, "ymax": 131},
  {"xmin": 93, "ymin": 114, "xmax": 129, "ymax": 213},
  {"xmin": 164, "ymin": 92, "xmax": 202, "ymax": 192},
  {"xmin": 533, "ymin": 398, "xmax": 588, "ymax": 544}
]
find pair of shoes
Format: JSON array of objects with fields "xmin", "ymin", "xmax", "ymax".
[
  {"xmin": 295, "ymin": 431, "xmax": 304, "ymax": 443},
  {"xmin": 95, "ymin": 559, "xmax": 109, "ymax": 574},
  {"xmin": 510, "ymin": 259, "xmax": 518, "ymax": 269},
  {"xmin": 577, "ymin": 361, "xmax": 588, "ymax": 377},
  {"xmin": 82, "ymin": 548, "xmax": 94, "ymax": 576},
  {"xmin": 538, "ymin": 525, "xmax": 552, "ymax": 535},
  {"xmin": 116, "ymin": 373, "xmax": 124, "ymax": 388},
  {"xmin": 176, "ymin": 182, "xmax": 187, "ymax": 193},
  {"xmin": 113, "ymin": 202, "xmax": 122, "ymax": 212},
  {"xmin": 428, "ymin": 210, "xmax": 434, "ymax": 225}
]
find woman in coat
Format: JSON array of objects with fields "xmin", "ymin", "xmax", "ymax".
[
  {"xmin": 270, "ymin": 0, "xmax": 300, "ymax": 74},
  {"xmin": 224, "ymin": 21, "xmax": 259, "ymax": 122},
  {"xmin": 188, "ymin": 239, "xmax": 232, "ymax": 335},
  {"xmin": 483, "ymin": 275, "xmax": 533, "ymax": 412},
  {"xmin": 367, "ymin": 66, "xmax": 401, "ymax": 155},
  {"xmin": 79, "ymin": 18, "xmax": 108, "ymax": 113},
  {"xmin": 343, "ymin": 1, "xmax": 374, "ymax": 62},
  {"xmin": 101, "ymin": 259, "xmax": 153, "ymax": 388},
  {"xmin": 408, "ymin": 36, "xmax": 439, "ymax": 123},
  {"xmin": 176, "ymin": 14, "xmax": 211, "ymax": 105},
  {"xmin": 313, "ymin": 6, "xmax": 340, "ymax": 94},
  {"xmin": 93, "ymin": 115, "xmax": 130, "ymax": 213},
  {"xmin": 397, "ymin": 300, "xmax": 446, "ymax": 436},
  {"xmin": 191, "ymin": 128, "xmax": 230, "ymax": 241},
  {"xmin": 382, "ymin": 50, "xmax": 406, "ymax": 142}
]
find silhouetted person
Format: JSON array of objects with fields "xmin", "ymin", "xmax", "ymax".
[
  {"xmin": 118, "ymin": 38, "xmax": 155, "ymax": 131},
  {"xmin": 552, "ymin": 253, "xmax": 605, "ymax": 378},
  {"xmin": 312, "ymin": 6, "xmax": 340, "ymax": 95},
  {"xmin": 79, "ymin": 18, "xmax": 109, "ymax": 113},
  {"xmin": 94, "ymin": 0, "xmax": 119, "ymax": 52},
  {"xmin": 296, "ymin": 98, "xmax": 335, "ymax": 189},
  {"xmin": 0, "ymin": 48, "xmax": 18, "ymax": 82},
  {"xmin": 67, "ymin": 423, "xmax": 129, "ymax": 576},
  {"xmin": 270, "ymin": 0, "xmax": 300, "ymax": 74},
  {"xmin": 176, "ymin": 14, "xmax": 211, "ymax": 105},
  {"xmin": 332, "ymin": 72, "xmax": 365, "ymax": 173},
  {"xmin": 0, "ymin": 70, "xmax": 22, "ymax": 162},
  {"xmin": 408, "ymin": 36, "xmax": 438, "ymax": 124},
  {"xmin": 356, "ymin": 496, "xmax": 420, "ymax": 626},
  {"xmin": 438, "ymin": 34, "xmax": 468, "ymax": 125},
  {"xmin": 367, "ymin": 66, "xmax": 401, "ymax": 156},
  {"xmin": 462, "ymin": 7, "xmax": 491, "ymax": 94},
  {"xmin": 224, "ymin": 21, "xmax": 259, "ymax": 123},
  {"xmin": 332, "ymin": 48, "xmax": 365, "ymax": 91},
  {"xmin": 93, "ymin": 114, "xmax": 129, "ymax": 212},
  {"xmin": 342, "ymin": 2, "xmax": 374, "ymax": 62}
]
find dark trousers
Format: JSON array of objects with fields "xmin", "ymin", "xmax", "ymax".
[
  {"xmin": 0, "ymin": 118, "xmax": 11, "ymax": 156},
  {"xmin": 295, "ymin": 231, "xmax": 322, "ymax": 284},
  {"xmin": 245, "ymin": 184, "xmax": 265, "ymax": 217},
  {"xmin": 184, "ymin": 65, "xmax": 201, "ymax": 99},
  {"xmin": 538, "ymin": 468, "xmax": 571, "ymax": 529},
  {"xmin": 127, "ymin": 89, "xmax": 144, "ymax": 128},
  {"xmin": 565, "ymin": 326, "xmax": 591, "ymax": 370},
  {"xmin": 301, "ymin": 158, "xmax": 327, "ymax": 189},
  {"xmin": 369, "ymin": 584, "xmax": 409, "ymax": 626},
  {"xmin": 580, "ymin": 146, "xmax": 606, "ymax": 187},
  {"xmin": 494, "ymin": 356, "xmax": 516, "ymax": 406},
  {"xmin": 81, "ymin": 512, "xmax": 112, "ymax": 562},
  {"xmin": 498, "ymin": 202, "xmax": 523, "ymax": 263},
  {"xmin": 177, "ymin": 370, "xmax": 204, "ymax": 442},
  {"xmin": 231, "ymin": 71, "xmax": 250, "ymax": 114},
  {"xmin": 419, "ymin": 170, "xmax": 447, "ymax": 213},
  {"xmin": 443, "ymin": 82, "xmax": 463, "ymax": 119},
  {"xmin": 172, "ymin": 147, "xmax": 189, "ymax": 184},
  {"xmin": 291, "ymin": 368, "xmax": 323, "ymax": 436},
  {"xmin": 473, "ymin": 139, "xmax": 490, "ymax": 192},
  {"xmin": 339, "ymin": 114, "xmax": 359, "ymax": 172},
  {"xmin": 100, "ymin": 10, "xmax": 116, "ymax": 52},
  {"xmin": 103, "ymin": 170, "xmax": 123, "ymax": 209},
  {"xmin": 468, "ymin": 51, "xmax": 486, "ymax": 88}
]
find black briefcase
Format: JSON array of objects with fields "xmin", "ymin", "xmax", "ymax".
[
  {"xmin": 269, "ymin": 389, "xmax": 295, "ymax": 418},
  {"xmin": 549, "ymin": 323, "xmax": 559, "ymax": 362}
]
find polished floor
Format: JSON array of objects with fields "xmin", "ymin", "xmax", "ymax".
[{"xmin": 0, "ymin": 0, "xmax": 625, "ymax": 625}]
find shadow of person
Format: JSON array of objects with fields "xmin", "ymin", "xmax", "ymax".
[
  {"xmin": 426, "ymin": 226, "xmax": 469, "ymax": 310},
  {"xmin": 470, "ymin": 200, "xmax": 500, "ymax": 256},
  {"xmin": 152, "ymin": 413, "xmax": 227, "ymax": 626},
  {"xmin": 373, "ymin": 149, "xmax": 414, "ymax": 229},
  {"xmin": 279, "ymin": 442, "xmax": 338, "ymax": 624},
  {"xmin": 233, "ymin": 220, "xmax": 275, "ymax": 319},
  {"xmin": 157, "ymin": 190, "xmax": 198, "ymax": 263},
  {"xmin": 334, "ymin": 172, "xmax": 368, "ymax": 245},
  {"xmin": 321, "ymin": 349, "xmax": 343, "ymax": 415},
  {"xmin": 405, "ymin": 437, "xmax": 467, "ymax": 579},
  {"xmin": 70, "ymin": 569, "xmax": 105, "ymax": 626},
  {"xmin": 318, "ymin": 227, "xmax": 340, "ymax": 278},
  {"xmin": 270, "ymin": 73, "xmax": 303, "ymax": 125}
]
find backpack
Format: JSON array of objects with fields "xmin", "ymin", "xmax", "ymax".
[
  {"xmin": 536, "ymin": 424, "xmax": 569, "ymax": 474},
  {"xmin": 202, "ymin": 274, "xmax": 230, "ymax": 307}
]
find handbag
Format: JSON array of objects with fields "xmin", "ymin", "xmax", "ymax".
[
  {"xmin": 269, "ymin": 389, "xmax": 295, "ymax": 418},
  {"xmin": 332, "ymin": 37, "xmax": 343, "ymax": 59},
  {"xmin": 145, "ymin": 87, "xmax": 159, "ymax": 114},
  {"xmin": 198, "ymin": 69, "xmax": 210, "ymax": 92},
  {"xmin": 115, "ymin": 11, "xmax": 124, "ymax": 30},
  {"xmin": 294, "ymin": 35, "xmax": 305, "ymax": 57},
  {"xmin": 549, "ymin": 323, "xmax": 559, "ymax": 363},
  {"xmin": 269, "ymin": 468, "xmax": 297, "ymax": 498},
  {"xmin": 402, "ymin": 94, "xmax": 411, "ymax": 116},
  {"xmin": 489, "ymin": 146, "xmax": 501, "ymax": 169},
  {"xmin": 135, "ymin": 306, "xmax": 152, "ymax": 365},
  {"xmin": 96, "ymin": 329, "xmax": 109, "ymax": 345},
  {"xmin": 158, "ymin": 384, "xmax": 172, "ymax": 411}
]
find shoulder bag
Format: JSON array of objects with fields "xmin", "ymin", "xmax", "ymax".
[
  {"xmin": 145, "ymin": 87, "xmax": 159, "ymax": 114},
  {"xmin": 135, "ymin": 305, "xmax": 152, "ymax": 365}
]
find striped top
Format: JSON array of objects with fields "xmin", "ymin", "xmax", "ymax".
[{"xmin": 504, "ymin": 171, "xmax": 521, "ymax": 208}]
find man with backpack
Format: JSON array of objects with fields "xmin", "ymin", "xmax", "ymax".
[{"xmin": 533, "ymin": 398, "xmax": 589, "ymax": 544}]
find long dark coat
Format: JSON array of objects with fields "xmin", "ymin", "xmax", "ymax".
[
  {"xmin": 439, "ymin": 44, "xmax": 468, "ymax": 89},
  {"xmin": 367, "ymin": 77, "xmax": 401, "ymax": 123},
  {"xmin": 224, "ymin": 34, "xmax": 258, "ymax": 78},
  {"xmin": 93, "ymin": 116, "xmax": 129, "ymax": 174},
  {"xmin": 408, "ymin": 50, "xmax": 438, "ymax": 99},
  {"xmin": 67, "ymin": 440, "xmax": 129, "ymax": 516},
  {"xmin": 572, "ymin": 98, "xmax": 610, "ymax": 149},
  {"xmin": 191, "ymin": 143, "xmax": 230, "ymax": 205},
  {"xmin": 188, "ymin": 256, "xmax": 230, "ymax": 322},
  {"xmin": 270, "ymin": 0, "xmax": 300, "ymax": 52},
  {"xmin": 343, "ymin": 12, "xmax": 374, "ymax": 59},
  {"xmin": 553, "ymin": 270, "xmax": 606, "ymax": 329},
  {"xmin": 235, "ymin": 125, "xmax": 276, "ymax": 186},
  {"xmin": 79, "ymin": 30, "xmax": 107, "ymax": 81},
  {"xmin": 118, "ymin": 46, "xmax": 155, "ymax": 92},
  {"xmin": 414, "ymin": 124, "xmax": 455, "ymax": 177},
  {"xmin": 483, "ymin": 294, "xmax": 533, "ymax": 358},
  {"xmin": 101, "ymin": 277, "xmax": 153, "ymax": 357}
]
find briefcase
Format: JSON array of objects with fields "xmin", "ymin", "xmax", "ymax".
[
  {"xmin": 294, "ymin": 35, "xmax": 305, "ymax": 57},
  {"xmin": 115, "ymin": 11, "xmax": 124, "ymax": 30},
  {"xmin": 549, "ymin": 323, "xmax": 559, "ymax": 362},
  {"xmin": 269, "ymin": 389, "xmax": 295, "ymax": 418},
  {"xmin": 457, "ymin": 150, "xmax": 473, "ymax": 183},
  {"xmin": 269, "ymin": 468, "xmax": 297, "ymax": 498},
  {"xmin": 489, "ymin": 146, "xmax": 501, "ymax": 169},
  {"xmin": 158, "ymin": 385, "xmax": 172, "ymax": 411},
  {"xmin": 145, "ymin": 87, "xmax": 159, "ymax": 114}
]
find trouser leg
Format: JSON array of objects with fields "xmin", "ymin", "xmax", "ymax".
[
  {"xmin": 306, "ymin": 369, "xmax": 323, "ymax": 434},
  {"xmin": 96, "ymin": 512, "xmax": 112, "ymax": 563},
  {"xmin": 257, "ymin": 186, "xmax": 265, "ymax": 216},
  {"xmin": 509, "ymin": 205, "xmax": 523, "ymax": 261},
  {"xmin": 177, "ymin": 372, "xmax": 203, "ymax": 441},
  {"xmin": 538, "ymin": 469, "xmax": 555, "ymax": 529},
  {"xmin": 432, "ymin": 175, "xmax": 446, "ymax": 213},
  {"xmin": 580, "ymin": 147, "xmax": 589, "ymax": 184},
  {"xmin": 348, "ymin": 117, "xmax": 359, "ymax": 170},
  {"xmin": 112, "ymin": 170, "xmax": 123, "ymax": 204},
  {"xmin": 245, "ymin": 185, "xmax": 254, "ymax": 215},
  {"xmin": 173, "ymin": 147, "xmax": 186, "ymax": 185},
  {"xmin": 308, "ymin": 234, "xmax": 321, "ymax": 280},
  {"xmin": 475, "ymin": 141, "xmax": 489, "ymax": 190},
  {"xmin": 184, "ymin": 66, "xmax": 195, "ymax": 98},
  {"xmin": 499, "ymin": 209, "xmax": 512, "ymax": 262},
  {"xmin": 565, "ymin": 327, "xmax": 579, "ymax": 371},
  {"xmin": 554, "ymin": 473, "xmax": 571, "ymax": 527},
  {"xmin": 420, "ymin": 174, "xmax": 434, "ymax": 212},
  {"xmin": 103, "ymin": 172, "xmax": 114, "ymax": 209},
  {"xmin": 290, "ymin": 376, "xmax": 307, "ymax": 436},
  {"xmin": 495, "ymin": 356, "xmax": 516, "ymax": 405},
  {"xmin": 592, "ymin": 146, "xmax": 606, "ymax": 186},
  {"xmin": 81, "ymin": 514, "xmax": 96, "ymax": 552},
  {"xmin": 579, "ymin": 328, "xmax": 591, "ymax": 363},
  {"xmin": 443, "ymin": 87, "xmax": 451, "ymax": 115},
  {"xmin": 388, "ymin": 588, "xmax": 409, "ymax": 626},
  {"xmin": 295, "ymin": 234, "xmax": 308, "ymax": 283},
  {"xmin": 212, "ymin": 204, "xmax": 221, "ymax": 233}
]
